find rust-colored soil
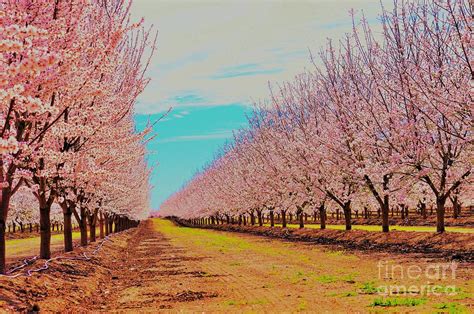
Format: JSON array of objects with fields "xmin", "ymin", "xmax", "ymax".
[{"xmin": 1, "ymin": 219, "xmax": 473, "ymax": 312}]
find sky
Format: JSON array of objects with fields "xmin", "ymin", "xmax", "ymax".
[{"xmin": 130, "ymin": 0, "xmax": 390, "ymax": 211}]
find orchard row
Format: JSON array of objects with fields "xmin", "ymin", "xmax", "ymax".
[
  {"xmin": 161, "ymin": 0, "xmax": 472, "ymax": 233},
  {"xmin": 0, "ymin": 1, "xmax": 154, "ymax": 274}
]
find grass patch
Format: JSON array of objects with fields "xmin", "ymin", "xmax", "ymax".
[
  {"xmin": 270, "ymin": 222, "xmax": 474, "ymax": 233},
  {"xmin": 327, "ymin": 290, "xmax": 358, "ymax": 297},
  {"xmin": 287, "ymin": 270, "xmax": 312, "ymax": 284},
  {"xmin": 223, "ymin": 300, "xmax": 237, "ymax": 306},
  {"xmin": 342, "ymin": 291, "xmax": 358, "ymax": 297},
  {"xmin": 452, "ymin": 291, "xmax": 471, "ymax": 300},
  {"xmin": 316, "ymin": 274, "xmax": 337, "ymax": 283},
  {"xmin": 297, "ymin": 300, "xmax": 307, "ymax": 311},
  {"xmin": 342, "ymin": 272, "xmax": 358, "ymax": 283},
  {"xmin": 371, "ymin": 297, "xmax": 426, "ymax": 307},
  {"xmin": 435, "ymin": 302, "xmax": 468, "ymax": 313},
  {"xmin": 359, "ymin": 282, "xmax": 379, "ymax": 294},
  {"xmin": 223, "ymin": 299, "xmax": 268, "ymax": 306}
]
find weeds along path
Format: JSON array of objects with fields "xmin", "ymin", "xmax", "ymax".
[{"xmin": 88, "ymin": 218, "xmax": 473, "ymax": 312}]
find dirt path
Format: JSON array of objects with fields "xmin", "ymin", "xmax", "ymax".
[
  {"xmin": 85, "ymin": 219, "xmax": 473, "ymax": 312},
  {"xmin": 1, "ymin": 219, "xmax": 472, "ymax": 312}
]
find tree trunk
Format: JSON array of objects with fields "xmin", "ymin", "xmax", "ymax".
[
  {"xmin": 108, "ymin": 218, "xmax": 113, "ymax": 235},
  {"xmin": 89, "ymin": 214, "xmax": 96, "ymax": 243},
  {"xmin": 105, "ymin": 215, "xmax": 109, "ymax": 236},
  {"xmin": 63, "ymin": 210, "xmax": 73, "ymax": 252},
  {"xmin": 298, "ymin": 210, "xmax": 304, "ymax": 229},
  {"xmin": 269, "ymin": 210, "xmax": 274, "ymax": 227},
  {"xmin": 79, "ymin": 207, "xmax": 88, "ymax": 246},
  {"xmin": 451, "ymin": 195, "xmax": 460, "ymax": 219},
  {"xmin": 381, "ymin": 195, "xmax": 389, "ymax": 233},
  {"xmin": 256, "ymin": 210, "xmax": 263, "ymax": 226},
  {"xmin": 0, "ymin": 218, "xmax": 5, "ymax": 274},
  {"xmin": 319, "ymin": 204, "xmax": 326, "ymax": 229},
  {"xmin": 343, "ymin": 202, "xmax": 351, "ymax": 231},
  {"xmin": 40, "ymin": 205, "xmax": 52, "ymax": 259},
  {"xmin": 281, "ymin": 210, "xmax": 287, "ymax": 228},
  {"xmin": 99, "ymin": 216, "xmax": 104, "ymax": 239},
  {"xmin": 436, "ymin": 197, "xmax": 446, "ymax": 233}
]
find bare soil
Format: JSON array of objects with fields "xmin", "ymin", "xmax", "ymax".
[{"xmin": 1, "ymin": 219, "xmax": 472, "ymax": 312}]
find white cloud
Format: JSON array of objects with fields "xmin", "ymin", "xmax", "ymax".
[
  {"xmin": 131, "ymin": 0, "xmax": 392, "ymax": 114},
  {"xmin": 158, "ymin": 130, "xmax": 234, "ymax": 143}
]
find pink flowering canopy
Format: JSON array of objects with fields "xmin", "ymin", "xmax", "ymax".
[{"xmin": 160, "ymin": 0, "xmax": 472, "ymax": 234}]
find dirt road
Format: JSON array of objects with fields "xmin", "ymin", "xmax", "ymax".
[
  {"xmin": 1, "ymin": 219, "xmax": 472, "ymax": 312},
  {"xmin": 86, "ymin": 219, "xmax": 473, "ymax": 312}
]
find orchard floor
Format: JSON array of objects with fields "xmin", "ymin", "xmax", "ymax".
[
  {"xmin": 5, "ymin": 231, "xmax": 83, "ymax": 264},
  {"xmin": 263, "ymin": 223, "xmax": 474, "ymax": 233},
  {"xmin": 1, "ymin": 218, "xmax": 473, "ymax": 313}
]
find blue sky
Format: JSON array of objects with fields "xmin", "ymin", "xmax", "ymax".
[
  {"xmin": 135, "ymin": 104, "xmax": 250, "ymax": 211},
  {"xmin": 130, "ymin": 0, "xmax": 390, "ymax": 211}
]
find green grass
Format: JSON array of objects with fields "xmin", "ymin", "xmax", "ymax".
[
  {"xmin": 223, "ymin": 299, "xmax": 268, "ymax": 306},
  {"xmin": 297, "ymin": 300, "xmax": 307, "ymax": 311},
  {"xmin": 371, "ymin": 297, "xmax": 427, "ymax": 307},
  {"xmin": 342, "ymin": 291, "xmax": 358, "ymax": 297},
  {"xmin": 264, "ymin": 223, "xmax": 474, "ymax": 233},
  {"xmin": 6, "ymin": 231, "xmax": 83, "ymax": 256},
  {"xmin": 153, "ymin": 219, "xmax": 471, "ymax": 312},
  {"xmin": 359, "ymin": 282, "xmax": 379, "ymax": 294},
  {"xmin": 434, "ymin": 302, "xmax": 468, "ymax": 313},
  {"xmin": 316, "ymin": 274, "xmax": 338, "ymax": 283}
]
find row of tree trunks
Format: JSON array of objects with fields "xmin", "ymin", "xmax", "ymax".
[
  {"xmin": 191, "ymin": 204, "xmax": 330, "ymax": 230},
  {"xmin": 189, "ymin": 200, "xmax": 471, "ymax": 234},
  {"xmin": 4, "ymin": 222, "xmax": 68, "ymax": 233},
  {"xmin": 0, "ymin": 192, "xmax": 139, "ymax": 275}
]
